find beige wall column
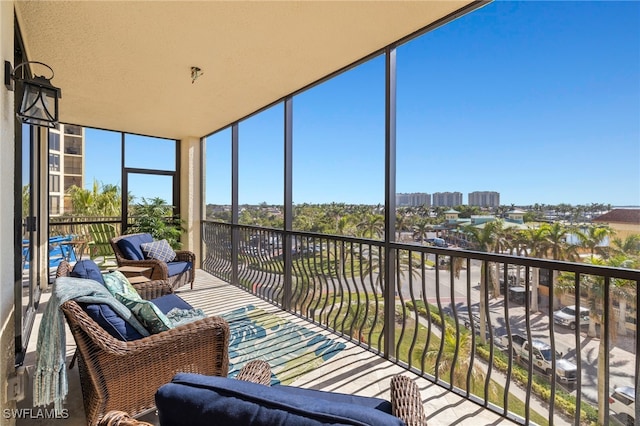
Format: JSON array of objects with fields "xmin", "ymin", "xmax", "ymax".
[
  {"xmin": 0, "ymin": 1, "xmax": 17, "ymax": 423},
  {"xmin": 180, "ymin": 137, "xmax": 202, "ymax": 267}
]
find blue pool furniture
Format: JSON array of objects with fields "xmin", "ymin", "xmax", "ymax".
[
  {"xmin": 110, "ymin": 233, "xmax": 195, "ymax": 290},
  {"xmin": 23, "ymin": 235, "xmax": 78, "ymax": 270}
]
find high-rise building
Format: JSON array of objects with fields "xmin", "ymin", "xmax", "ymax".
[
  {"xmin": 48, "ymin": 124, "xmax": 85, "ymax": 216},
  {"xmin": 432, "ymin": 192, "xmax": 462, "ymax": 207},
  {"xmin": 468, "ymin": 191, "xmax": 500, "ymax": 208},
  {"xmin": 396, "ymin": 192, "xmax": 431, "ymax": 207}
]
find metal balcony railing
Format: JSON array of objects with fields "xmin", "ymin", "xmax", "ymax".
[{"xmin": 202, "ymin": 220, "xmax": 639, "ymax": 426}]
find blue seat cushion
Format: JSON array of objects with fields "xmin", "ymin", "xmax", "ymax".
[
  {"xmin": 79, "ymin": 302, "xmax": 145, "ymax": 341},
  {"xmin": 156, "ymin": 373, "xmax": 404, "ymax": 426},
  {"xmin": 151, "ymin": 294, "xmax": 193, "ymax": 314},
  {"xmin": 167, "ymin": 261, "xmax": 192, "ymax": 277},
  {"xmin": 116, "ymin": 233, "xmax": 154, "ymax": 260},
  {"xmin": 275, "ymin": 385, "xmax": 393, "ymax": 414},
  {"xmin": 70, "ymin": 259, "xmax": 105, "ymax": 285}
]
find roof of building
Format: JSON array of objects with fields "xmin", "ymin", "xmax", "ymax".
[{"xmin": 592, "ymin": 209, "xmax": 640, "ymax": 225}]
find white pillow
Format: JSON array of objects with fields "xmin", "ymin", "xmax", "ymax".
[{"xmin": 140, "ymin": 239, "xmax": 177, "ymax": 262}]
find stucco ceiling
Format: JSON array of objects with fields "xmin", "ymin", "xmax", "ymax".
[{"xmin": 15, "ymin": 1, "xmax": 479, "ymax": 140}]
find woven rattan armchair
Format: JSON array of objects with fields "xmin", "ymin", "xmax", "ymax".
[
  {"xmin": 155, "ymin": 360, "xmax": 427, "ymax": 426},
  {"xmin": 241, "ymin": 361, "xmax": 427, "ymax": 425},
  {"xmin": 96, "ymin": 361, "xmax": 273, "ymax": 426},
  {"xmin": 56, "ymin": 261, "xmax": 229, "ymax": 426},
  {"xmin": 110, "ymin": 233, "xmax": 195, "ymax": 290},
  {"xmin": 390, "ymin": 374, "xmax": 428, "ymax": 426}
]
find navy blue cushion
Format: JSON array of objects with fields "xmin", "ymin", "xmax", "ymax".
[
  {"xmin": 79, "ymin": 303, "xmax": 145, "ymax": 341},
  {"xmin": 166, "ymin": 261, "xmax": 192, "ymax": 277},
  {"xmin": 151, "ymin": 294, "xmax": 193, "ymax": 314},
  {"xmin": 275, "ymin": 385, "xmax": 393, "ymax": 414},
  {"xmin": 70, "ymin": 259, "xmax": 105, "ymax": 285},
  {"xmin": 116, "ymin": 233, "xmax": 154, "ymax": 260},
  {"xmin": 156, "ymin": 373, "xmax": 404, "ymax": 426}
]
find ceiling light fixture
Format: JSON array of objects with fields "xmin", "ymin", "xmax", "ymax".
[{"xmin": 191, "ymin": 66, "xmax": 203, "ymax": 84}]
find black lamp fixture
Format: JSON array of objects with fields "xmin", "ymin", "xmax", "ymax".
[{"xmin": 4, "ymin": 60, "xmax": 62, "ymax": 128}]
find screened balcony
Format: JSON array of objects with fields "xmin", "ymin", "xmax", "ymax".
[
  {"xmin": 8, "ymin": 1, "xmax": 639, "ymax": 426},
  {"xmin": 17, "ymin": 232, "xmax": 639, "ymax": 426}
]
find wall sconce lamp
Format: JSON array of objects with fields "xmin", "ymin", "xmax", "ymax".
[{"xmin": 4, "ymin": 60, "xmax": 62, "ymax": 128}]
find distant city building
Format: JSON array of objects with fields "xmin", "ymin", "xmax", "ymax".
[
  {"xmin": 506, "ymin": 209, "xmax": 525, "ymax": 224},
  {"xmin": 432, "ymin": 192, "xmax": 462, "ymax": 207},
  {"xmin": 468, "ymin": 191, "xmax": 500, "ymax": 208},
  {"xmin": 48, "ymin": 124, "xmax": 85, "ymax": 216},
  {"xmin": 396, "ymin": 192, "xmax": 431, "ymax": 207}
]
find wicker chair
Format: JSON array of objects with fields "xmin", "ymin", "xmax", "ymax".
[
  {"xmin": 155, "ymin": 360, "xmax": 427, "ymax": 426},
  {"xmin": 97, "ymin": 361, "xmax": 273, "ymax": 426},
  {"xmin": 55, "ymin": 261, "xmax": 229, "ymax": 426},
  {"xmin": 110, "ymin": 233, "xmax": 195, "ymax": 290}
]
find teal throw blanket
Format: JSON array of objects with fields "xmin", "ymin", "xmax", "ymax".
[{"xmin": 33, "ymin": 277, "xmax": 149, "ymax": 413}]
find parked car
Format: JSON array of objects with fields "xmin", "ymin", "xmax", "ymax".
[
  {"xmin": 609, "ymin": 385, "xmax": 635, "ymax": 426},
  {"xmin": 508, "ymin": 287, "xmax": 531, "ymax": 304},
  {"xmin": 553, "ymin": 305, "xmax": 590, "ymax": 330},
  {"xmin": 494, "ymin": 334, "xmax": 577, "ymax": 384},
  {"xmin": 426, "ymin": 237, "xmax": 448, "ymax": 247}
]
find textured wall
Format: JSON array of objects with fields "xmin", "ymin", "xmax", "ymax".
[{"xmin": 0, "ymin": 1, "xmax": 17, "ymax": 424}]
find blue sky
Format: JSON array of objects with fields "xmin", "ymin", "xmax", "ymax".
[{"xmin": 83, "ymin": 1, "xmax": 639, "ymax": 207}]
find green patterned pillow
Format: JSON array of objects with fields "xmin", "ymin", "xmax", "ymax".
[
  {"xmin": 115, "ymin": 293, "xmax": 172, "ymax": 334},
  {"xmin": 102, "ymin": 271, "xmax": 142, "ymax": 301}
]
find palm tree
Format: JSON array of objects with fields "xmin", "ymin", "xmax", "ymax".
[
  {"xmin": 542, "ymin": 222, "xmax": 579, "ymax": 309},
  {"xmin": 462, "ymin": 221, "xmax": 503, "ymax": 344},
  {"xmin": 576, "ymin": 224, "xmax": 613, "ymax": 260},
  {"xmin": 357, "ymin": 213, "xmax": 384, "ymax": 239},
  {"xmin": 67, "ymin": 179, "xmax": 122, "ymax": 217},
  {"xmin": 424, "ymin": 325, "xmax": 490, "ymax": 395},
  {"xmin": 412, "ymin": 220, "xmax": 431, "ymax": 244},
  {"xmin": 579, "ymin": 256, "xmax": 632, "ymax": 425},
  {"xmin": 519, "ymin": 226, "xmax": 550, "ymax": 312},
  {"xmin": 395, "ymin": 210, "xmax": 409, "ymax": 242},
  {"xmin": 610, "ymin": 234, "xmax": 640, "ymax": 258},
  {"xmin": 607, "ymin": 254, "xmax": 638, "ymax": 337}
]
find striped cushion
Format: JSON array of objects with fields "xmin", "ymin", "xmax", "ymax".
[{"xmin": 141, "ymin": 239, "xmax": 176, "ymax": 263}]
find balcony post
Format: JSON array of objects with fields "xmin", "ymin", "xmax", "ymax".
[
  {"xmin": 179, "ymin": 136, "xmax": 202, "ymax": 263},
  {"xmin": 231, "ymin": 123, "xmax": 239, "ymax": 286},
  {"xmin": 282, "ymin": 96, "xmax": 293, "ymax": 311},
  {"xmin": 383, "ymin": 45, "xmax": 397, "ymax": 358}
]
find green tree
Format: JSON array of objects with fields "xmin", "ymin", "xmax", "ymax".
[
  {"xmin": 357, "ymin": 213, "xmax": 384, "ymax": 239},
  {"xmin": 462, "ymin": 221, "xmax": 504, "ymax": 344},
  {"xmin": 542, "ymin": 222, "xmax": 579, "ymax": 309},
  {"xmin": 412, "ymin": 220, "xmax": 431, "ymax": 244},
  {"xmin": 67, "ymin": 180, "xmax": 121, "ymax": 216},
  {"xmin": 576, "ymin": 224, "xmax": 613, "ymax": 260},
  {"xmin": 610, "ymin": 234, "xmax": 640, "ymax": 258},
  {"xmin": 424, "ymin": 325, "xmax": 489, "ymax": 394},
  {"xmin": 127, "ymin": 197, "xmax": 183, "ymax": 248},
  {"xmin": 519, "ymin": 226, "xmax": 550, "ymax": 312}
]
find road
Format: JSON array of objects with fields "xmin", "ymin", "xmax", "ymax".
[{"xmin": 394, "ymin": 259, "xmax": 636, "ymax": 415}]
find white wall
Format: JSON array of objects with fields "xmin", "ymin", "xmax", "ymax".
[{"xmin": 0, "ymin": 1, "xmax": 17, "ymax": 423}]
